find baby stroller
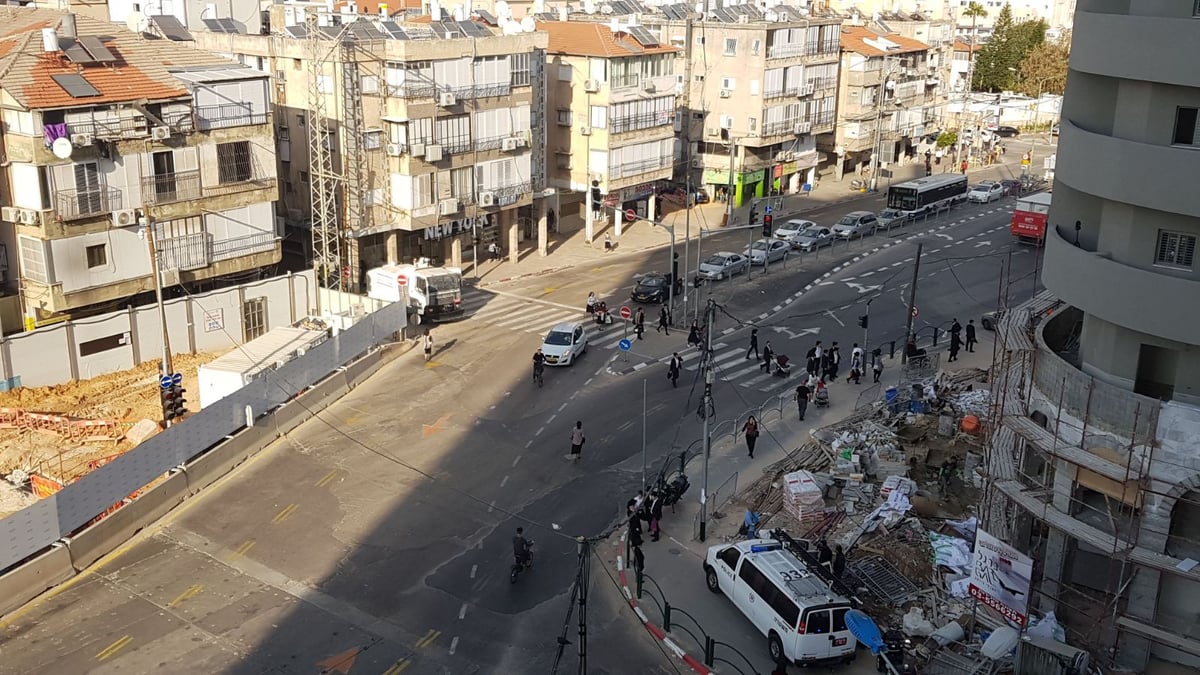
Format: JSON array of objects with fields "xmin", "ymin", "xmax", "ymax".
[
  {"xmin": 813, "ymin": 382, "xmax": 830, "ymax": 407},
  {"xmin": 594, "ymin": 302, "xmax": 613, "ymax": 326},
  {"xmin": 772, "ymin": 354, "xmax": 792, "ymax": 377}
]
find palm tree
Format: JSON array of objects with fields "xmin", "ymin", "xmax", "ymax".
[{"xmin": 963, "ymin": 2, "xmax": 988, "ymax": 92}]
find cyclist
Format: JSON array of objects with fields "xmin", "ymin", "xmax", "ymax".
[
  {"xmin": 532, "ymin": 349, "xmax": 545, "ymax": 383},
  {"xmin": 513, "ymin": 527, "xmax": 532, "ymax": 568}
]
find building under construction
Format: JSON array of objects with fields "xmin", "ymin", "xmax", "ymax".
[{"xmin": 192, "ymin": 2, "xmax": 550, "ymax": 293}]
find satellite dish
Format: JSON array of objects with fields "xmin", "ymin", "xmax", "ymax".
[
  {"xmin": 520, "ymin": 16, "xmax": 536, "ymax": 32},
  {"xmin": 452, "ymin": 5, "xmax": 465, "ymax": 20},
  {"xmin": 51, "ymin": 137, "xmax": 73, "ymax": 159},
  {"xmin": 584, "ymin": 0, "xmax": 596, "ymax": 14},
  {"xmin": 501, "ymin": 18, "xmax": 521, "ymax": 34},
  {"xmin": 496, "ymin": 0, "xmax": 512, "ymax": 20},
  {"xmin": 126, "ymin": 10, "xmax": 150, "ymax": 34}
]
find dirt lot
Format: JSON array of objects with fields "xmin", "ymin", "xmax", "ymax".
[{"xmin": 0, "ymin": 352, "xmax": 218, "ymax": 488}]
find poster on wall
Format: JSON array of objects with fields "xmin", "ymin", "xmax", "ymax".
[
  {"xmin": 203, "ymin": 309, "xmax": 224, "ymax": 333},
  {"xmin": 969, "ymin": 529, "xmax": 1034, "ymax": 626}
]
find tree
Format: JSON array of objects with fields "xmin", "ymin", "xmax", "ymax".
[
  {"xmin": 973, "ymin": 5, "xmax": 1048, "ymax": 92},
  {"xmin": 936, "ymin": 131, "xmax": 958, "ymax": 148},
  {"xmin": 1017, "ymin": 37, "xmax": 1069, "ymax": 96},
  {"xmin": 961, "ymin": 1, "xmax": 988, "ymax": 93}
]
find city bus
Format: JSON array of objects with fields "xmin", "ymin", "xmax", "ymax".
[
  {"xmin": 1011, "ymin": 191, "xmax": 1052, "ymax": 245},
  {"xmin": 886, "ymin": 174, "xmax": 969, "ymax": 216}
]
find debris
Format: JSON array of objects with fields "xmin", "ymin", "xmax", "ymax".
[
  {"xmin": 927, "ymin": 532, "xmax": 973, "ymax": 573},
  {"xmin": 125, "ymin": 419, "xmax": 161, "ymax": 446},
  {"xmin": 903, "ymin": 607, "xmax": 936, "ymax": 637}
]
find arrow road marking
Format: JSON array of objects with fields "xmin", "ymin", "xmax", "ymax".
[
  {"xmin": 825, "ymin": 310, "xmax": 844, "ymax": 327},
  {"xmin": 772, "ymin": 326, "xmax": 821, "ymax": 340},
  {"xmin": 974, "ymin": 240, "xmax": 993, "ymax": 248},
  {"xmin": 934, "ymin": 233, "xmax": 954, "ymax": 240},
  {"xmin": 845, "ymin": 282, "xmax": 883, "ymax": 294}
]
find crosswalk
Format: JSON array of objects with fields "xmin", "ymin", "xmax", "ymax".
[
  {"xmin": 673, "ymin": 343, "xmax": 816, "ymax": 395},
  {"xmin": 462, "ymin": 288, "xmax": 634, "ymax": 349}
]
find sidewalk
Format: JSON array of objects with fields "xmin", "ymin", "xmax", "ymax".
[
  {"xmin": 602, "ymin": 337, "xmax": 998, "ymax": 673},
  {"xmin": 467, "ymin": 151, "xmax": 1042, "ymax": 288}
]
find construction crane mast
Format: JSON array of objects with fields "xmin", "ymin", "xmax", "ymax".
[
  {"xmin": 338, "ymin": 37, "xmax": 368, "ymax": 293},
  {"xmin": 305, "ymin": 10, "xmax": 344, "ymax": 305}
]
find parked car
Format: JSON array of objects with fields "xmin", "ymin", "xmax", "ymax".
[
  {"xmin": 999, "ymin": 179, "xmax": 1023, "ymax": 196},
  {"xmin": 1050, "ymin": 124, "xmax": 1060, "ymax": 136},
  {"xmin": 791, "ymin": 226, "xmax": 834, "ymax": 252},
  {"xmin": 541, "ymin": 321, "xmax": 589, "ymax": 366},
  {"xmin": 877, "ymin": 208, "xmax": 911, "ymax": 231},
  {"xmin": 773, "ymin": 218, "xmax": 817, "ymax": 247},
  {"xmin": 993, "ymin": 125, "xmax": 1020, "ymax": 138},
  {"xmin": 698, "ymin": 252, "xmax": 750, "ymax": 280},
  {"xmin": 967, "ymin": 181, "xmax": 1005, "ymax": 203},
  {"xmin": 744, "ymin": 238, "xmax": 790, "ymax": 265},
  {"xmin": 980, "ymin": 309, "xmax": 1005, "ymax": 331},
  {"xmin": 630, "ymin": 272, "xmax": 677, "ymax": 304},
  {"xmin": 832, "ymin": 211, "xmax": 878, "ymax": 239}
]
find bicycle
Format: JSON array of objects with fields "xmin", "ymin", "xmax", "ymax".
[{"xmin": 533, "ymin": 365, "xmax": 544, "ymax": 388}]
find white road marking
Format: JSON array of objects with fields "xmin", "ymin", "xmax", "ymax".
[
  {"xmin": 512, "ymin": 455, "xmax": 522, "ymax": 467},
  {"xmin": 449, "ymin": 636, "xmax": 460, "ymax": 655},
  {"xmin": 487, "ymin": 501, "xmax": 495, "ymax": 513},
  {"xmin": 459, "ymin": 604, "xmax": 468, "ymax": 619},
  {"xmin": 546, "ymin": 414, "xmax": 557, "ymax": 424},
  {"xmin": 535, "ymin": 426, "xmax": 545, "ymax": 436},
  {"xmin": 500, "ymin": 475, "xmax": 509, "ymax": 487},
  {"xmin": 558, "ymin": 402, "xmax": 568, "ymax": 412},
  {"xmin": 470, "ymin": 564, "xmax": 478, "ymax": 579},
  {"xmin": 825, "ymin": 310, "xmax": 845, "ymax": 327}
]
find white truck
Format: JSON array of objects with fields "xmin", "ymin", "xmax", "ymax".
[{"xmin": 366, "ymin": 262, "xmax": 464, "ymax": 324}]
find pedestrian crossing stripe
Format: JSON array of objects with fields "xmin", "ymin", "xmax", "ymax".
[
  {"xmin": 675, "ymin": 344, "xmax": 826, "ymax": 395},
  {"xmin": 461, "ymin": 289, "xmax": 630, "ymax": 345}
]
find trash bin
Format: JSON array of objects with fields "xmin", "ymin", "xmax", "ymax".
[{"xmin": 885, "ymin": 386, "xmax": 900, "ymax": 416}]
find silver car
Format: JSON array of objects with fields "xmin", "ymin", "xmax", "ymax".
[
  {"xmin": 792, "ymin": 226, "xmax": 834, "ymax": 252},
  {"xmin": 698, "ymin": 252, "xmax": 750, "ymax": 280},
  {"xmin": 877, "ymin": 208, "xmax": 911, "ymax": 231},
  {"xmin": 744, "ymin": 238, "xmax": 790, "ymax": 265},
  {"xmin": 832, "ymin": 211, "xmax": 878, "ymax": 239}
]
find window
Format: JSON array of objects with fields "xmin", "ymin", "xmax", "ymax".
[
  {"xmin": 449, "ymin": 167, "xmax": 473, "ymax": 198},
  {"xmin": 716, "ymin": 546, "xmax": 741, "ymax": 570},
  {"xmin": 296, "ymin": 113, "xmax": 306, "ymax": 127},
  {"xmin": 764, "ymin": 586, "xmax": 800, "ymax": 627},
  {"xmin": 300, "ymin": 171, "xmax": 309, "ymax": 183},
  {"xmin": 1155, "ymin": 230, "xmax": 1196, "ymax": 269},
  {"xmin": 292, "ymin": 58, "xmax": 302, "ymax": 70},
  {"xmin": 216, "ymin": 141, "xmax": 252, "ymax": 183},
  {"xmin": 723, "ymin": 38, "xmax": 737, "ymax": 56},
  {"xmin": 751, "ymin": 39, "xmax": 761, "ymax": 56},
  {"xmin": 364, "ymin": 129, "xmax": 383, "ymax": 150},
  {"xmin": 721, "ymin": 77, "xmax": 736, "ymax": 90},
  {"xmin": 242, "ymin": 297, "xmax": 267, "ymax": 341},
  {"xmin": 557, "ymin": 110, "xmax": 572, "ymax": 126},
  {"xmin": 590, "ymin": 105, "xmax": 608, "ymax": 129},
  {"xmin": 803, "ymin": 609, "xmax": 831, "ymax": 634},
  {"xmin": 737, "ymin": 560, "xmax": 772, "ymax": 599},
  {"xmin": 408, "ymin": 117, "xmax": 434, "ymax": 146},
  {"xmin": 435, "ymin": 115, "xmax": 471, "ymax": 152},
  {"xmin": 511, "ymin": 52, "xmax": 531, "ymax": 86},
  {"xmin": 85, "ymin": 243, "xmax": 107, "ymax": 268},
  {"xmin": 1173, "ymin": 107, "xmax": 1198, "ymax": 146},
  {"xmin": 277, "ymin": 126, "xmax": 289, "ymax": 142},
  {"xmin": 19, "ymin": 236, "xmax": 49, "ymax": 284}
]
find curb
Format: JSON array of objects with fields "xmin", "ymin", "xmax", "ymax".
[{"xmin": 613, "ymin": 531, "xmax": 713, "ymax": 675}]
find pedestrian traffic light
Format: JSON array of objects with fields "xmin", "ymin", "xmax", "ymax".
[
  {"xmin": 858, "ymin": 315, "xmax": 869, "ymax": 329},
  {"xmin": 160, "ymin": 383, "xmax": 187, "ymax": 422},
  {"xmin": 762, "ymin": 214, "xmax": 773, "ymax": 237},
  {"xmin": 749, "ymin": 205, "xmax": 758, "ymax": 225},
  {"xmin": 693, "ymin": 275, "xmax": 703, "ymax": 288}
]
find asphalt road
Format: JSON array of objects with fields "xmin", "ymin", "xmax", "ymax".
[{"xmin": 0, "ymin": 189, "xmax": 1040, "ymax": 675}]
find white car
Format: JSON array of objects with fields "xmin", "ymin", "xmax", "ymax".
[
  {"xmin": 744, "ymin": 239, "xmax": 790, "ymax": 265},
  {"xmin": 773, "ymin": 219, "xmax": 816, "ymax": 247},
  {"xmin": 698, "ymin": 252, "xmax": 750, "ymax": 280},
  {"xmin": 967, "ymin": 181, "xmax": 1005, "ymax": 203},
  {"xmin": 541, "ymin": 321, "xmax": 588, "ymax": 366}
]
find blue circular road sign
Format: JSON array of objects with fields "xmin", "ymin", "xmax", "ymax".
[
  {"xmin": 171, "ymin": 372, "xmax": 184, "ymax": 386},
  {"xmin": 618, "ymin": 339, "xmax": 633, "ymax": 352},
  {"xmin": 159, "ymin": 374, "xmax": 173, "ymax": 389}
]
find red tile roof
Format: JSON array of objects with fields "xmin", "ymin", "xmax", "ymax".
[
  {"xmin": 536, "ymin": 21, "xmax": 677, "ymax": 58},
  {"xmin": 839, "ymin": 25, "xmax": 930, "ymax": 57},
  {"xmin": 953, "ymin": 39, "xmax": 983, "ymax": 52}
]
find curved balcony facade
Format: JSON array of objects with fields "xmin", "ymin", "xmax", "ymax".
[{"xmin": 1070, "ymin": 9, "xmax": 1200, "ymax": 89}]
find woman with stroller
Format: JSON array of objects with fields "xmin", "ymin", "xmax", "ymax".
[{"xmin": 813, "ymin": 378, "xmax": 830, "ymax": 407}]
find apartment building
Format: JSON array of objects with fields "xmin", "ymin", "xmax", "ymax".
[
  {"xmin": 62, "ymin": 0, "xmax": 267, "ymax": 35},
  {"xmin": 0, "ymin": 9, "xmax": 280, "ymax": 328},
  {"xmin": 538, "ymin": 20, "xmax": 679, "ymax": 227},
  {"xmin": 985, "ymin": 2, "xmax": 1200, "ymax": 672},
  {"xmin": 192, "ymin": 5, "xmax": 548, "ymax": 287},
  {"xmin": 821, "ymin": 25, "xmax": 937, "ymax": 180},
  {"xmin": 949, "ymin": 38, "xmax": 981, "ymax": 94}
]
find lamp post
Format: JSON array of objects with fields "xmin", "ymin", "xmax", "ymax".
[
  {"xmin": 869, "ymin": 56, "xmax": 902, "ymax": 193},
  {"xmin": 138, "ymin": 210, "xmax": 176, "ymax": 427}
]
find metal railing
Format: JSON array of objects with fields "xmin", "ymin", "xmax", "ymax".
[
  {"xmin": 69, "ymin": 116, "xmax": 151, "ymax": 140},
  {"xmin": 195, "ymin": 103, "xmax": 270, "ymax": 131},
  {"xmin": 391, "ymin": 82, "xmax": 436, "ymax": 99},
  {"xmin": 445, "ymin": 83, "xmax": 513, "ymax": 100},
  {"xmin": 610, "ymin": 73, "xmax": 640, "ymax": 90},
  {"xmin": 211, "ymin": 232, "xmax": 279, "ymax": 262},
  {"xmin": 766, "ymin": 39, "xmax": 839, "ymax": 60},
  {"xmin": 473, "ymin": 134, "xmax": 508, "ymax": 152},
  {"xmin": 610, "ymin": 111, "xmax": 672, "ymax": 134},
  {"xmin": 761, "ymin": 119, "xmax": 805, "ymax": 137},
  {"xmin": 204, "ymin": 162, "xmax": 276, "ymax": 198},
  {"xmin": 490, "ymin": 181, "xmax": 531, "ymax": 205},
  {"xmin": 609, "ymin": 156, "xmax": 671, "ymax": 179},
  {"xmin": 157, "ymin": 232, "xmax": 210, "ymax": 270},
  {"xmin": 141, "ymin": 170, "xmax": 202, "ymax": 205},
  {"xmin": 438, "ymin": 137, "xmax": 473, "ymax": 155},
  {"xmin": 55, "ymin": 187, "xmax": 121, "ymax": 220}
]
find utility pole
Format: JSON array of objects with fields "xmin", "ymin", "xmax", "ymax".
[
  {"xmin": 901, "ymin": 242, "xmax": 923, "ymax": 364},
  {"xmin": 575, "ymin": 537, "xmax": 589, "ymax": 675},
  {"xmin": 725, "ymin": 136, "xmax": 736, "ymax": 226},
  {"xmin": 869, "ymin": 56, "xmax": 892, "ymax": 193},
  {"xmin": 142, "ymin": 212, "xmax": 176, "ymax": 428},
  {"xmin": 698, "ymin": 300, "xmax": 715, "ymax": 541}
]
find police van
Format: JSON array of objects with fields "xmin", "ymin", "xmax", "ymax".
[{"xmin": 704, "ymin": 537, "xmax": 857, "ymax": 666}]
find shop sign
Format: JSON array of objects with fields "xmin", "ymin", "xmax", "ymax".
[
  {"xmin": 744, "ymin": 169, "xmax": 765, "ymax": 183},
  {"xmin": 423, "ymin": 214, "xmax": 494, "ymax": 241},
  {"xmin": 702, "ymin": 169, "xmax": 766, "ymax": 185}
]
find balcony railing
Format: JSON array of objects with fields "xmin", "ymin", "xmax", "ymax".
[
  {"xmin": 610, "ymin": 73, "xmax": 641, "ymax": 90},
  {"xmin": 392, "ymin": 82, "xmax": 436, "ymax": 99},
  {"xmin": 195, "ymin": 104, "xmax": 269, "ymax": 131},
  {"xmin": 56, "ymin": 187, "xmax": 121, "ymax": 220},
  {"xmin": 142, "ymin": 170, "xmax": 202, "ymax": 205},
  {"xmin": 157, "ymin": 231, "xmax": 210, "ymax": 271},
  {"xmin": 610, "ymin": 156, "xmax": 671, "ymax": 179},
  {"xmin": 203, "ymin": 162, "xmax": 276, "ymax": 198},
  {"xmin": 610, "ymin": 111, "xmax": 673, "ymax": 135},
  {"xmin": 766, "ymin": 39, "xmax": 839, "ymax": 60},
  {"xmin": 473, "ymin": 134, "xmax": 508, "ymax": 152},
  {"xmin": 445, "ymin": 83, "xmax": 513, "ymax": 100},
  {"xmin": 764, "ymin": 83, "xmax": 818, "ymax": 100},
  {"xmin": 211, "ymin": 232, "xmax": 278, "ymax": 262},
  {"xmin": 438, "ymin": 137, "xmax": 473, "ymax": 155},
  {"xmin": 488, "ymin": 181, "xmax": 532, "ymax": 206}
]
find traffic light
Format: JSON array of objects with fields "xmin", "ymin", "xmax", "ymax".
[
  {"xmin": 590, "ymin": 180, "xmax": 602, "ymax": 214},
  {"xmin": 762, "ymin": 214, "xmax": 773, "ymax": 237},
  {"xmin": 160, "ymin": 383, "xmax": 187, "ymax": 422},
  {"xmin": 858, "ymin": 315, "xmax": 869, "ymax": 329},
  {"xmin": 749, "ymin": 205, "xmax": 758, "ymax": 225},
  {"xmin": 693, "ymin": 275, "xmax": 703, "ymax": 288}
]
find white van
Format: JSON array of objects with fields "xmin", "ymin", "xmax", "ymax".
[{"xmin": 704, "ymin": 538, "xmax": 857, "ymax": 666}]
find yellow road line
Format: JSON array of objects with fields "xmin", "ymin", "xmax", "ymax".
[
  {"xmin": 271, "ymin": 504, "xmax": 299, "ymax": 524},
  {"xmin": 166, "ymin": 584, "xmax": 203, "ymax": 608},
  {"xmin": 228, "ymin": 539, "xmax": 256, "ymax": 561},
  {"xmin": 415, "ymin": 629, "xmax": 441, "ymax": 649},
  {"xmin": 382, "ymin": 659, "xmax": 410, "ymax": 675},
  {"xmin": 95, "ymin": 635, "xmax": 133, "ymax": 661},
  {"xmin": 314, "ymin": 470, "xmax": 338, "ymax": 488}
]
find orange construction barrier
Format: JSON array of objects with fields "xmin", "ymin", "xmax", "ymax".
[
  {"xmin": 30, "ymin": 474, "xmax": 65, "ymax": 498},
  {"xmin": 961, "ymin": 415, "xmax": 981, "ymax": 435}
]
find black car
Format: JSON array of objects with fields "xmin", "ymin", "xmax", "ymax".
[
  {"xmin": 993, "ymin": 126, "xmax": 1020, "ymax": 138},
  {"xmin": 631, "ymin": 273, "xmax": 677, "ymax": 303},
  {"xmin": 999, "ymin": 179, "xmax": 1023, "ymax": 196}
]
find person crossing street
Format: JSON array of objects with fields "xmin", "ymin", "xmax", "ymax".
[
  {"xmin": 634, "ymin": 308, "xmax": 646, "ymax": 340},
  {"xmin": 745, "ymin": 328, "xmax": 759, "ymax": 360},
  {"xmin": 794, "ymin": 381, "xmax": 811, "ymax": 421},
  {"xmin": 656, "ymin": 306, "xmax": 670, "ymax": 335},
  {"xmin": 567, "ymin": 421, "xmax": 585, "ymax": 461},
  {"xmin": 667, "ymin": 352, "xmax": 681, "ymax": 388},
  {"xmin": 966, "ymin": 319, "xmax": 978, "ymax": 352}
]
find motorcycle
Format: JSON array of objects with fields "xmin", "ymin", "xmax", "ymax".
[
  {"xmin": 656, "ymin": 473, "xmax": 690, "ymax": 507},
  {"xmin": 510, "ymin": 541, "xmax": 534, "ymax": 584}
]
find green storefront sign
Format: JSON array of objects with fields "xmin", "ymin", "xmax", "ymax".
[{"xmin": 701, "ymin": 169, "xmax": 767, "ymax": 208}]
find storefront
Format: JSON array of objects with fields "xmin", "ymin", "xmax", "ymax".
[
  {"xmin": 701, "ymin": 168, "xmax": 766, "ymax": 208},
  {"xmin": 603, "ymin": 179, "xmax": 668, "ymax": 221}
]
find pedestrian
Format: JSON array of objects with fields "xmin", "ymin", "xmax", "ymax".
[
  {"xmin": 604, "ymin": 233, "xmax": 613, "ymax": 252},
  {"xmin": 816, "ymin": 539, "xmax": 833, "ymax": 572},
  {"xmin": 820, "ymin": 349, "xmax": 832, "ymax": 380},
  {"xmin": 423, "ymin": 328, "xmax": 433, "ymax": 362},
  {"xmin": 960, "ymin": 159, "xmax": 968, "ymax": 174},
  {"xmin": 950, "ymin": 318, "xmax": 962, "ymax": 341},
  {"xmin": 925, "ymin": 160, "xmax": 932, "ymax": 177},
  {"xmin": 873, "ymin": 357, "xmax": 883, "ymax": 383},
  {"xmin": 648, "ymin": 490, "xmax": 664, "ymax": 541},
  {"xmin": 634, "ymin": 307, "xmax": 645, "ymax": 340},
  {"xmin": 687, "ymin": 320, "xmax": 701, "ymax": 348},
  {"xmin": 761, "ymin": 342, "xmax": 775, "ymax": 374},
  {"xmin": 934, "ymin": 148, "xmax": 943, "ymax": 165},
  {"xmin": 742, "ymin": 415, "xmax": 760, "ymax": 458},
  {"xmin": 567, "ymin": 420, "xmax": 585, "ymax": 461},
  {"xmin": 805, "ymin": 344, "xmax": 818, "ymax": 376},
  {"xmin": 656, "ymin": 306, "xmax": 670, "ymax": 335},
  {"xmin": 586, "ymin": 291, "xmax": 597, "ymax": 315},
  {"xmin": 832, "ymin": 545, "xmax": 846, "ymax": 579},
  {"xmin": 850, "ymin": 343, "xmax": 864, "ymax": 384},
  {"xmin": 828, "ymin": 342, "xmax": 841, "ymax": 382},
  {"xmin": 949, "ymin": 331, "xmax": 962, "ymax": 362},
  {"xmin": 627, "ymin": 510, "xmax": 643, "ymax": 548},
  {"xmin": 966, "ymin": 319, "xmax": 977, "ymax": 353},
  {"xmin": 745, "ymin": 327, "xmax": 759, "ymax": 360},
  {"xmin": 794, "ymin": 381, "xmax": 811, "ymax": 421},
  {"xmin": 667, "ymin": 352, "xmax": 681, "ymax": 388}
]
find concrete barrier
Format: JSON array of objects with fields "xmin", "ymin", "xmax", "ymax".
[
  {"xmin": 182, "ymin": 423, "xmax": 276, "ymax": 496},
  {"xmin": 272, "ymin": 373, "xmax": 350, "ymax": 436},
  {"xmin": 64, "ymin": 471, "xmax": 189, "ymax": 571},
  {"xmin": 344, "ymin": 350, "xmax": 381, "ymax": 388},
  {"xmin": 0, "ymin": 545, "xmax": 75, "ymax": 617}
]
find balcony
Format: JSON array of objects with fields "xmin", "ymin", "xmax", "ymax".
[
  {"xmin": 157, "ymin": 231, "xmax": 278, "ymax": 271},
  {"xmin": 610, "ymin": 73, "xmax": 640, "ymax": 91},
  {"xmin": 764, "ymin": 83, "xmax": 817, "ymax": 101},
  {"xmin": 445, "ymin": 83, "xmax": 514, "ymax": 100},
  {"xmin": 203, "ymin": 162, "xmax": 276, "ymax": 198},
  {"xmin": 610, "ymin": 111, "xmax": 673, "ymax": 135},
  {"xmin": 141, "ymin": 170, "xmax": 202, "ymax": 205},
  {"xmin": 473, "ymin": 134, "xmax": 508, "ymax": 152},
  {"xmin": 609, "ymin": 156, "xmax": 671, "ymax": 181},
  {"xmin": 211, "ymin": 232, "xmax": 279, "ymax": 262},
  {"xmin": 438, "ymin": 137, "xmax": 474, "ymax": 155},
  {"xmin": 195, "ymin": 103, "xmax": 270, "ymax": 131},
  {"xmin": 486, "ymin": 181, "xmax": 532, "ymax": 207},
  {"xmin": 392, "ymin": 82, "xmax": 436, "ymax": 99},
  {"xmin": 766, "ymin": 39, "xmax": 839, "ymax": 61},
  {"xmin": 761, "ymin": 119, "xmax": 811, "ymax": 138},
  {"xmin": 55, "ymin": 187, "xmax": 121, "ymax": 221}
]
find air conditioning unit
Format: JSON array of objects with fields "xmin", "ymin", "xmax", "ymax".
[
  {"xmin": 794, "ymin": 122, "xmax": 812, "ymax": 135},
  {"xmin": 643, "ymin": 81, "xmax": 656, "ymax": 93},
  {"xmin": 0, "ymin": 207, "xmax": 19, "ymax": 222},
  {"xmin": 70, "ymin": 133, "xmax": 93, "ymax": 146},
  {"xmin": 583, "ymin": 79, "xmax": 601, "ymax": 93},
  {"xmin": 479, "ymin": 191, "xmax": 496, "ymax": 207},
  {"xmin": 160, "ymin": 267, "xmax": 182, "ymax": 287},
  {"xmin": 579, "ymin": 126, "xmax": 592, "ymax": 136},
  {"xmin": 17, "ymin": 209, "xmax": 39, "ymax": 226},
  {"xmin": 775, "ymin": 151, "xmax": 796, "ymax": 162},
  {"xmin": 424, "ymin": 144, "xmax": 443, "ymax": 162},
  {"xmin": 719, "ymin": 115, "xmax": 734, "ymax": 129},
  {"xmin": 151, "ymin": 126, "xmax": 171, "ymax": 141},
  {"xmin": 410, "ymin": 143, "xmax": 426, "ymax": 157},
  {"xmin": 690, "ymin": 157, "xmax": 703, "ymax": 168},
  {"xmin": 438, "ymin": 92, "xmax": 457, "ymax": 107},
  {"xmin": 719, "ymin": 89, "xmax": 731, "ymax": 98},
  {"xmin": 439, "ymin": 198, "xmax": 460, "ymax": 215},
  {"xmin": 386, "ymin": 143, "xmax": 403, "ymax": 156},
  {"xmin": 501, "ymin": 137, "xmax": 520, "ymax": 152},
  {"xmin": 111, "ymin": 208, "xmax": 138, "ymax": 227}
]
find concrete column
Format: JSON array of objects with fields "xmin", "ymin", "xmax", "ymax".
[
  {"xmin": 537, "ymin": 202, "xmax": 549, "ymax": 257},
  {"xmin": 648, "ymin": 194, "xmax": 657, "ymax": 222},
  {"xmin": 449, "ymin": 235, "xmax": 463, "ymax": 269},
  {"xmin": 1037, "ymin": 460, "xmax": 1076, "ymax": 614},
  {"xmin": 385, "ymin": 232, "xmax": 398, "ymax": 265},
  {"xmin": 614, "ymin": 206, "xmax": 623, "ymax": 237},
  {"xmin": 506, "ymin": 210, "xmax": 519, "ymax": 264}
]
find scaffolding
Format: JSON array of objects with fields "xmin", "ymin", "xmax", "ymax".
[{"xmin": 306, "ymin": 11, "xmax": 344, "ymax": 303}]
